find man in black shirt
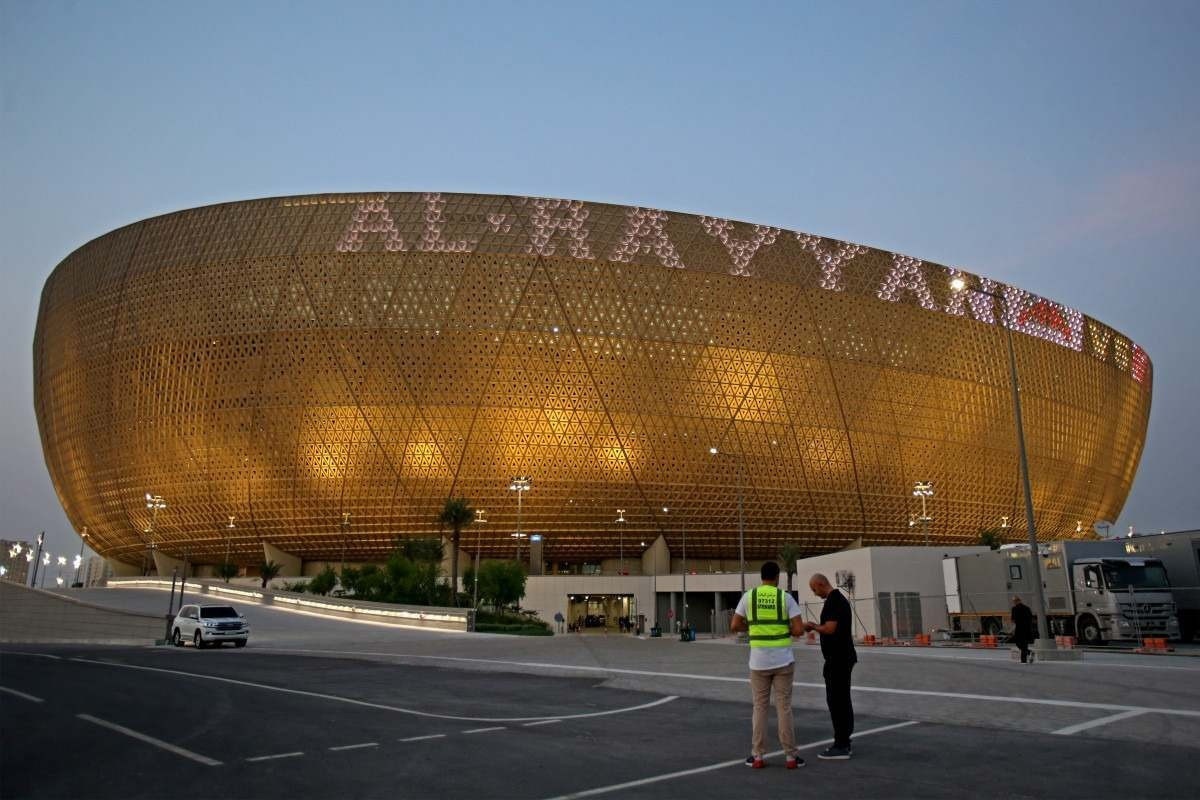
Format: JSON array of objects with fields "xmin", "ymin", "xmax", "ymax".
[
  {"xmin": 803, "ymin": 573, "xmax": 857, "ymax": 760},
  {"xmin": 1011, "ymin": 595, "xmax": 1034, "ymax": 663}
]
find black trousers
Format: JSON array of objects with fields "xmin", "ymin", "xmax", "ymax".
[
  {"xmin": 1016, "ymin": 638, "xmax": 1030, "ymax": 663},
  {"xmin": 823, "ymin": 660, "xmax": 855, "ymax": 747}
]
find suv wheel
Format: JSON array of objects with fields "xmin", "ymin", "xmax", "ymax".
[
  {"xmin": 193, "ymin": 630, "xmax": 205, "ymax": 649},
  {"xmin": 172, "ymin": 628, "xmax": 183, "ymax": 646}
]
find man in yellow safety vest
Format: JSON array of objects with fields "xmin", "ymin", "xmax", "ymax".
[{"xmin": 730, "ymin": 560, "xmax": 806, "ymax": 769}]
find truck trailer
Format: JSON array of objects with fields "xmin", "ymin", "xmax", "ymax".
[
  {"xmin": 944, "ymin": 540, "xmax": 1179, "ymax": 645},
  {"xmin": 1122, "ymin": 530, "xmax": 1200, "ymax": 641}
]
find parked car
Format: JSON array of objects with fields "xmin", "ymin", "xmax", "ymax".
[{"xmin": 171, "ymin": 604, "xmax": 249, "ymax": 648}]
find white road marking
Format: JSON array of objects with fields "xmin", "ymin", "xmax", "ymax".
[
  {"xmin": 246, "ymin": 751, "xmax": 304, "ymax": 762},
  {"xmin": 1052, "ymin": 710, "xmax": 1149, "ymax": 736},
  {"xmin": 66, "ymin": 656, "xmax": 679, "ymax": 722},
  {"xmin": 462, "ymin": 726, "xmax": 506, "ymax": 734},
  {"xmin": 400, "ymin": 734, "xmax": 447, "ymax": 742},
  {"xmin": 1, "ymin": 651, "xmax": 62, "ymax": 660},
  {"xmin": 861, "ymin": 646, "xmax": 1200, "ymax": 673},
  {"xmin": 329, "ymin": 742, "xmax": 378, "ymax": 751},
  {"xmin": 523, "ymin": 719, "xmax": 562, "ymax": 727},
  {"xmin": 0, "ymin": 686, "xmax": 44, "ymax": 703},
  {"xmin": 76, "ymin": 713, "xmax": 222, "ymax": 766},
  {"xmin": 339, "ymin": 652, "xmax": 1200, "ymax": 719},
  {"xmin": 544, "ymin": 720, "xmax": 921, "ymax": 799}
]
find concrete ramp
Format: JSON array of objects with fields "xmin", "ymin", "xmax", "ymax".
[{"xmin": 0, "ymin": 581, "xmax": 163, "ymax": 644}]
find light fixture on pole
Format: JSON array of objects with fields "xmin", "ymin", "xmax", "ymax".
[
  {"xmin": 339, "ymin": 512, "xmax": 350, "ymax": 575},
  {"xmin": 225, "ymin": 515, "xmax": 236, "ymax": 566},
  {"xmin": 74, "ymin": 527, "xmax": 89, "ymax": 586},
  {"xmin": 911, "ymin": 480, "xmax": 934, "ymax": 547},
  {"xmin": 708, "ymin": 446, "xmax": 746, "ymax": 596},
  {"xmin": 144, "ymin": 493, "xmax": 166, "ymax": 574},
  {"xmin": 950, "ymin": 275, "xmax": 1051, "ymax": 650},
  {"xmin": 472, "ymin": 508, "xmax": 487, "ymax": 614},
  {"xmin": 29, "ymin": 531, "xmax": 45, "ymax": 588},
  {"xmin": 508, "ymin": 476, "xmax": 532, "ymax": 566},
  {"xmin": 663, "ymin": 506, "xmax": 687, "ymax": 629},
  {"xmin": 615, "ymin": 509, "xmax": 626, "ymax": 575}
]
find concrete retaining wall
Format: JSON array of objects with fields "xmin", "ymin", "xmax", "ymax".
[
  {"xmin": 0, "ymin": 581, "xmax": 164, "ymax": 644},
  {"xmin": 106, "ymin": 578, "xmax": 472, "ymax": 632}
]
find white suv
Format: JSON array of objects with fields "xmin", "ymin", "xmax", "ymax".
[{"xmin": 172, "ymin": 604, "xmax": 249, "ymax": 648}]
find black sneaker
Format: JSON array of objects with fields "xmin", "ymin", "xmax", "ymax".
[
  {"xmin": 817, "ymin": 745, "xmax": 851, "ymax": 760},
  {"xmin": 745, "ymin": 755, "xmax": 765, "ymax": 768}
]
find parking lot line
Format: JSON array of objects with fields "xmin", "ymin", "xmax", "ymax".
[
  {"xmin": 543, "ymin": 720, "xmax": 921, "ymax": 799},
  {"xmin": 246, "ymin": 752, "xmax": 304, "ymax": 762},
  {"xmin": 1052, "ymin": 710, "xmax": 1149, "ymax": 736},
  {"xmin": 66, "ymin": 656, "xmax": 679, "ymax": 722},
  {"xmin": 0, "ymin": 686, "xmax": 45, "ymax": 703},
  {"xmin": 462, "ymin": 726, "xmax": 506, "ymax": 734},
  {"xmin": 329, "ymin": 742, "xmax": 379, "ymax": 751},
  {"xmin": 369, "ymin": 652, "xmax": 1200, "ymax": 719},
  {"xmin": 76, "ymin": 713, "xmax": 222, "ymax": 766},
  {"xmin": 399, "ymin": 734, "xmax": 447, "ymax": 742},
  {"xmin": 523, "ymin": 719, "xmax": 562, "ymax": 727}
]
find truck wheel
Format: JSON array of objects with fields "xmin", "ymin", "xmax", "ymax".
[{"xmin": 1077, "ymin": 615, "xmax": 1103, "ymax": 646}]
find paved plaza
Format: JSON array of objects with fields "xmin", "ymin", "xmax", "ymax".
[{"xmin": 3, "ymin": 587, "xmax": 1199, "ymax": 799}]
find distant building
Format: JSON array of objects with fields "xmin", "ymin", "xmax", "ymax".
[
  {"xmin": 82, "ymin": 556, "xmax": 113, "ymax": 587},
  {"xmin": 0, "ymin": 540, "xmax": 33, "ymax": 586}
]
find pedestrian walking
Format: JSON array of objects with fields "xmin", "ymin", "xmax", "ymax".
[
  {"xmin": 804, "ymin": 573, "xmax": 857, "ymax": 760},
  {"xmin": 1011, "ymin": 595, "xmax": 1034, "ymax": 663},
  {"xmin": 730, "ymin": 561, "xmax": 807, "ymax": 770}
]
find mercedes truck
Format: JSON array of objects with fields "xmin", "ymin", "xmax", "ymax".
[
  {"xmin": 1122, "ymin": 530, "xmax": 1200, "ymax": 641},
  {"xmin": 944, "ymin": 540, "xmax": 1179, "ymax": 645}
]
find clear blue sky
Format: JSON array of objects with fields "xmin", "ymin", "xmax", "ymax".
[{"xmin": 2, "ymin": 1, "xmax": 1197, "ymax": 565}]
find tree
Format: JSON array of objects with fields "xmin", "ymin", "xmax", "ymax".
[
  {"xmin": 978, "ymin": 528, "xmax": 1004, "ymax": 550},
  {"xmin": 216, "ymin": 562, "xmax": 239, "ymax": 584},
  {"xmin": 307, "ymin": 565, "xmax": 337, "ymax": 596},
  {"xmin": 401, "ymin": 537, "xmax": 445, "ymax": 605},
  {"xmin": 438, "ymin": 498, "xmax": 475, "ymax": 607},
  {"xmin": 778, "ymin": 541, "xmax": 804, "ymax": 595},
  {"xmin": 258, "ymin": 560, "xmax": 282, "ymax": 588},
  {"xmin": 477, "ymin": 560, "xmax": 526, "ymax": 614}
]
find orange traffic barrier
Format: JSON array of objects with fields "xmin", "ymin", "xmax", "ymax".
[
  {"xmin": 1134, "ymin": 637, "xmax": 1173, "ymax": 654},
  {"xmin": 860, "ymin": 634, "xmax": 877, "ymax": 646},
  {"xmin": 913, "ymin": 633, "xmax": 932, "ymax": 646},
  {"xmin": 974, "ymin": 634, "xmax": 998, "ymax": 648},
  {"xmin": 1055, "ymin": 635, "xmax": 1076, "ymax": 649}
]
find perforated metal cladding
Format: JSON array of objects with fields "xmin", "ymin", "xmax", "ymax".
[{"xmin": 33, "ymin": 193, "xmax": 1152, "ymax": 567}]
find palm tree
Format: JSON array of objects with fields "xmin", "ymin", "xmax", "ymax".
[
  {"xmin": 258, "ymin": 560, "xmax": 282, "ymax": 589},
  {"xmin": 778, "ymin": 541, "xmax": 804, "ymax": 596},
  {"xmin": 438, "ymin": 497, "xmax": 475, "ymax": 606}
]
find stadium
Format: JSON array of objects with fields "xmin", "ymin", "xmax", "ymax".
[{"xmin": 33, "ymin": 193, "xmax": 1151, "ymax": 574}]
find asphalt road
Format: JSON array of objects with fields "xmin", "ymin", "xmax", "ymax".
[
  {"xmin": 3, "ymin": 643, "xmax": 1199, "ymax": 800},
  {"xmin": 5, "ymin": 586, "xmax": 1198, "ymax": 799}
]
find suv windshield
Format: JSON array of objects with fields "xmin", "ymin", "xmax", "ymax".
[
  {"xmin": 200, "ymin": 606, "xmax": 240, "ymax": 619},
  {"xmin": 1102, "ymin": 561, "xmax": 1169, "ymax": 591}
]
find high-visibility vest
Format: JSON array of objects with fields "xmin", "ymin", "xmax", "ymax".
[{"xmin": 746, "ymin": 585, "xmax": 790, "ymax": 648}]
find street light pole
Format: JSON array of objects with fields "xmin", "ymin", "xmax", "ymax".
[
  {"xmin": 30, "ymin": 531, "xmax": 45, "ymax": 588},
  {"xmin": 73, "ymin": 528, "xmax": 88, "ymax": 586},
  {"xmin": 912, "ymin": 481, "xmax": 933, "ymax": 547},
  {"xmin": 339, "ymin": 512, "xmax": 349, "ymax": 575},
  {"xmin": 709, "ymin": 447, "xmax": 746, "ymax": 595},
  {"xmin": 951, "ymin": 276, "xmax": 1051, "ymax": 647},
  {"xmin": 615, "ymin": 509, "xmax": 626, "ymax": 575},
  {"xmin": 472, "ymin": 509, "xmax": 487, "ymax": 615},
  {"xmin": 508, "ymin": 476, "xmax": 531, "ymax": 566}
]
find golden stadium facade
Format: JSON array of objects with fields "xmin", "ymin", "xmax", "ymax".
[{"xmin": 33, "ymin": 193, "xmax": 1152, "ymax": 568}]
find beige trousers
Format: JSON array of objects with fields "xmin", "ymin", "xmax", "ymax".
[{"xmin": 750, "ymin": 662, "xmax": 796, "ymax": 756}]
